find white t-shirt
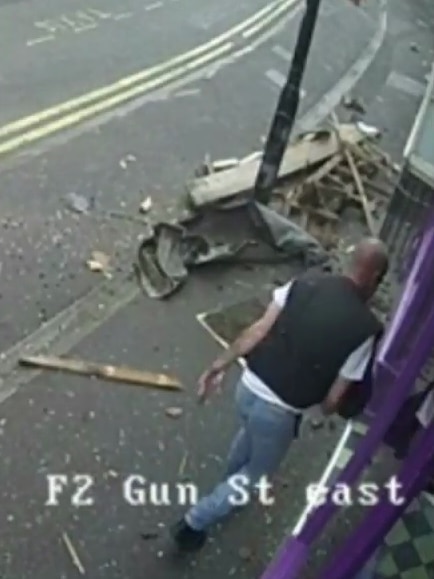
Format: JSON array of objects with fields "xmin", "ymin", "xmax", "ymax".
[
  {"xmin": 241, "ymin": 281, "xmax": 375, "ymax": 411},
  {"xmin": 416, "ymin": 390, "xmax": 434, "ymax": 427}
]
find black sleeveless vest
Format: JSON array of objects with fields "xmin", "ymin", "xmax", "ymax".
[{"xmin": 245, "ymin": 272, "xmax": 383, "ymax": 409}]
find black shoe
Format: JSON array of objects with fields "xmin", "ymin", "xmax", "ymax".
[{"xmin": 170, "ymin": 518, "xmax": 207, "ymax": 552}]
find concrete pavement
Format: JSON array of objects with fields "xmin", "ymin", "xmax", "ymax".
[{"xmin": 0, "ymin": 266, "xmax": 347, "ymax": 579}]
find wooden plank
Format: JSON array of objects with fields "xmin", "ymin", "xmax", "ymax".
[
  {"xmin": 19, "ymin": 355, "xmax": 182, "ymax": 390},
  {"xmin": 188, "ymin": 124, "xmax": 368, "ymax": 208},
  {"xmin": 344, "ymin": 149, "xmax": 377, "ymax": 235}
]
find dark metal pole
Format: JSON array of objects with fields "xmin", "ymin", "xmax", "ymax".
[{"xmin": 253, "ymin": 0, "xmax": 322, "ymax": 204}]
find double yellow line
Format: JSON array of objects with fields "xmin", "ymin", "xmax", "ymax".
[{"xmin": 0, "ymin": 0, "xmax": 299, "ymax": 157}]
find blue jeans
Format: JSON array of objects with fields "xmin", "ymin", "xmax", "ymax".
[{"xmin": 185, "ymin": 379, "xmax": 301, "ymax": 531}]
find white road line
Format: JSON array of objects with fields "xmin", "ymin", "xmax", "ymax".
[
  {"xmin": 112, "ymin": 12, "xmax": 133, "ymax": 20},
  {"xmin": 265, "ymin": 68, "xmax": 306, "ymax": 97},
  {"xmin": 145, "ymin": 1, "xmax": 163, "ymax": 11},
  {"xmin": 272, "ymin": 44, "xmax": 292, "ymax": 62},
  {"xmin": 265, "ymin": 68, "xmax": 286, "ymax": 88},
  {"xmin": 172, "ymin": 88, "xmax": 201, "ymax": 98},
  {"xmin": 26, "ymin": 35, "xmax": 54, "ymax": 47},
  {"xmin": 386, "ymin": 71, "xmax": 426, "ymax": 99},
  {"xmin": 292, "ymin": 421, "xmax": 354, "ymax": 535}
]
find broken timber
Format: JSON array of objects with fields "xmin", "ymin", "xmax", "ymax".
[
  {"xmin": 188, "ymin": 124, "xmax": 372, "ymax": 208},
  {"xmin": 19, "ymin": 355, "xmax": 182, "ymax": 390}
]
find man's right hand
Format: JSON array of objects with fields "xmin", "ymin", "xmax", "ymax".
[{"xmin": 197, "ymin": 362, "xmax": 226, "ymax": 403}]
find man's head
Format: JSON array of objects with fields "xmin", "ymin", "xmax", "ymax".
[{"xmin": 347, "ymin": 237, "xmax": 389, "ymax": 300}]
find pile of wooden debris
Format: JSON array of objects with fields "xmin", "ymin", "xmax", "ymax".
[
  {"xmin": 189, "ymin": 119, "xmax": 400, "ymax": 251},
  {"xmin": 272, "ymin": 128, "xmax": 399, "ymax": 249}
]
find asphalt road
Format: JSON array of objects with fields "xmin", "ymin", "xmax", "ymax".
[
  {"xmin": 0, "ymin": 0, "xmax": 280, "ymax": 124},
  {"xmin": 0, "ymin": 0, "xmax": 384, "ymax": 352},
  {"xmin": 0, "ymin": 0, "xmax": 433, "ymax": 577}
]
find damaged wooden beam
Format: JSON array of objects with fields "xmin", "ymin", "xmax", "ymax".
[
  {"xmin": 19, "ymin": 355, "xmax": 182, "ymax": 390},
  {"xmin": 289, "ymin": 200, "xmax": 339, "ymax": 222},
  {"xmin": 188, "ymin": 124, "xmax": 373, "ymax": 208},
  {"xmin": 344, "ymin": 149, "xmax": 377, "ymax": 235}
]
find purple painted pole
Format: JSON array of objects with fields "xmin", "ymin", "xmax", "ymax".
[
  {"xmin": 297, "ymin": 300, "xmax": 434, "ymax": 547},
  {"xmin": 260, "ymin": 294, "xmax": 434, "ymax": 579},
  {"xmin": 316, "ymin": 422, "xmax": 434, "ymax": 579},
  {"xmin": 260, "ymin": 538, "xmax": 309, "ymax": 579},
  {"xmin": 377, "ymin": 226, "xmax": 434, "ymax": 364}
]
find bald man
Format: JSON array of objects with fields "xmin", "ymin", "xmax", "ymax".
[{"xmin": 172, "ymin": 238, "xmax": 388, "ymax": 552}]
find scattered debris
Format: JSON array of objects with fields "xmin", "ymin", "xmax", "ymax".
[
  {"xmin": 135, "ymin": 119, "xmax": 396, "ymax": 300},
  {"xmin": 240, "ymin": 151, "xmax": 262, "ymax": 164},
  {"xmin": 178, "ymin": 451, "xmax": 188, "ymax": 476},
  {"xmin": 65, "ymin": 193, "xmax": 91, "ymax": 214},
  {"xmin": 86, "ymin": 250, "xmax": 111, "ymax": 275},
  {"xmin": 309, "ymin": 418, "xmax": 325, "ymax": 430},
  {"xmin": 188, "ymin": 123, "xmax": 375, "ymax": 208},
  {"xmin": 344, "ymin": 148, "xmax": 377, "ymax": 234},
  {"xmin": 238, "ymin": 547, "xmax": 253, "ymax": 561},
  {"xmin": 342, "ymin": 95, "xmax": 366, "ymax": 115},
  {"xmin": 139, "ymin": 196, "xmax": 153, "ymax": 213},
  {"xmin": 135, "ymin": 206, "xmax": 327, "ymax": 299},
  {"xmin": 140, "ymin": 532, "xmax": 159, "ymax": 541},
  {"xmin": 62, "ymin": 532, "xmax": 85, "ymax": 575},
  {"xmin": 212, "ymin": 158, "xmax": 239, "ymax": 172},
  {"xmin": 195, "ymin": 153, "xmax": 213, "ymax": 177},
  {"xmin": 19, "ymin": 355, "xmax": 182, "ymax": 390},
  {"xmin": 119, "ymin": 154, "xmax": 136, "ymax": 169},
  {"xmin": 165, "ymin": 406, "xmax": 183, "ymax": 418},
  {"xmin": 268, "ymin": 118, "xmax": 397, "ymax": 248},
  {"xmin": 195, "ymin": 156, "xmax": 240, "ymax": 176}
]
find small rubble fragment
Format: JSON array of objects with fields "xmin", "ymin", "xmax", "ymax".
[
  {"xmin": 212, "ymin": 158, "xmax": 239, "ymax": 172},
  {"xmin": 238, "ymin": 547, "xmax": 253, "ymax": 561},
  {"xmin": 119, "ymin": 154, "xmax": 136, "ymax": 169},
  {"xmin": 65, "ymin": 193, "xmax": 90, "ymax": 214},
  {"xmin": 86, "ymin": 251, "xmax": 110, "ymax": 275},
  {"xmin": 62, "ymin": 532, "xmax": 85, "ymax": 575},
  {"xmin": 342, "ymin": 95, "xmax": 366, "ymax": 115},
  {"xmin": 165, "ymin": 406, "xmax": 183, "ymax": 418},
  {"xmin": 139, "ymin": 197, "xmax": 153, "ymax": 213}
]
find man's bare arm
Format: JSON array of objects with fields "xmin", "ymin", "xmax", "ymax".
[
  {"xmin": 322, "ymin": 376, "xmax": 352, "ymax": 415},
  {"xmin": 211, "ymin": 301, "xmax": 282, "ymax": 371}
]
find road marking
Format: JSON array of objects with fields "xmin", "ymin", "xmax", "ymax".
[
  {"xmin": 265, "ymin": 68, "xmax": 306, "ymax": 97},
  {"xmin": 26, "ymin": 8, "xmax": 131, "ymax": 45},
  {"xmin": 0, "ymin": 42, "xmax": 233, "ymax": 157},
  {"xmin": 272, "ymin": 44, "xmax": 292, "ymax": 62},
  {"xmin": 0, "ymin": 0, "xmax": 298, "ymax": 154},
  {"xmin": 386, "ymin": 71, "xmax": 426, "ymax": 99},
  {"xmin": 172, "ymin": 88, "xmax": 201, "ymax": 98},
  {"xmin": 6, "ymin": 0, "xmax": 284, "ymax": 138},
  {"xmin": 265, "ymin": 68, "xmax": 286, "ymax": 88},
  {"xmin": 26, "ymin": 35, "xmax": 54, "ymax": 47},
  {"xmin": 145, "ymin": 1, "xmax": 163, "ymax": 10},
  {"xmin": 242, "ymin": 0, "xmax": 301, "ymax": 38},
  {"xmin": 112, "ymin": 12, "xmax": 133, "ymax": 20}
]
